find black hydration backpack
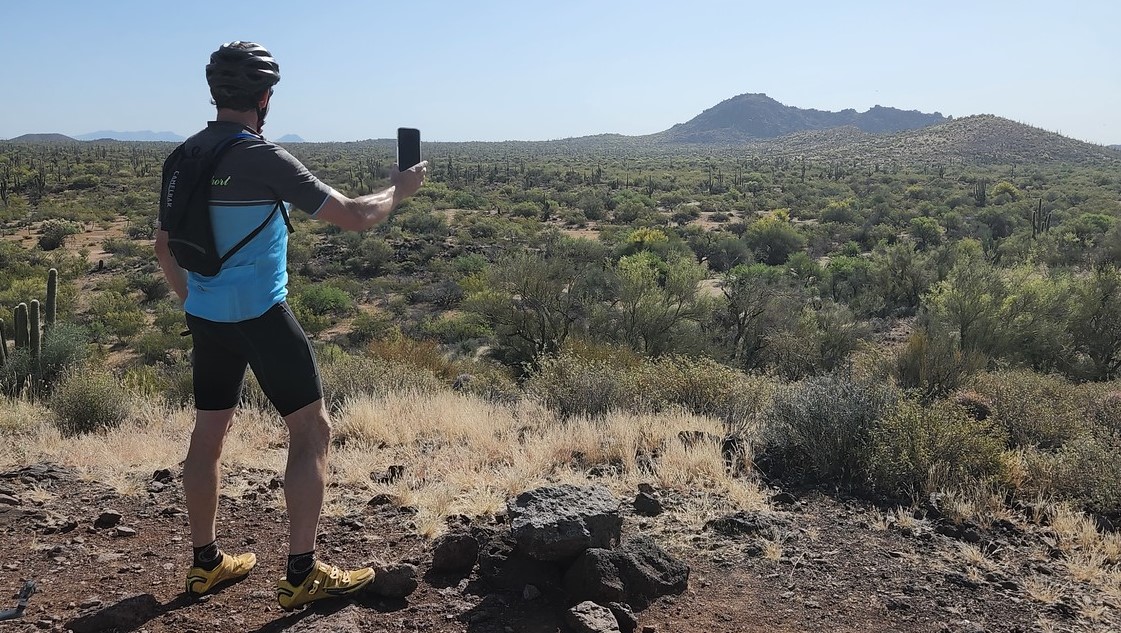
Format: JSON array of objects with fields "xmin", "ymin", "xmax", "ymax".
[{"xmin": 159, "ymin": 132, "xmax": 290, "ymax": 277}]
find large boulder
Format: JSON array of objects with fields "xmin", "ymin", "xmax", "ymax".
[
  {"xmin": 476, "ymin": 527, "xmax": 564, "ymax": 593},
  {"xmin": 564, "ymin": 536, "xmax": 690, "ymax": 608},
  {"xmin": 508, "ymin": 484, "xmax": 621, "ymax": 562}
]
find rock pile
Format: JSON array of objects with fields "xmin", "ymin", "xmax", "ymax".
[{"xmin": 431, "ymin": 483, "xmax": 689, "ymax": 633}]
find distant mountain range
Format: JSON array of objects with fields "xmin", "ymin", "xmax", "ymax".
[
  {"xmin": 737, "ymin": 115, "xmax": 1117, "ymax": 164},
  {"xmin": 74, "ymin": 130, "xmax": 185, "ymax": 142},
  {"xmin": 656, "ymin": 93, "xmax": 948, "ymax": 143},
  {"xmin": 5, "ymin": 133, "xmax": 78, "ymax": 143},
  {"xmin": 3, "ymin": 130, "xmax": 307, "ymax": 143},
  {"xmin": 3, "ymin": 93, "xmax": 1114, "ymax": 165}
]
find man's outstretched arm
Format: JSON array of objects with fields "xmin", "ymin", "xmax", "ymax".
[{"xmin": 314, "ymin": 162, "xmax": 427, "ymax": 231}]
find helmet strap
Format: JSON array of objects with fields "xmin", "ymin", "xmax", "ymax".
[{"xmin": 255, "ymin": 89, "xmax": 272, "ymax": 134}]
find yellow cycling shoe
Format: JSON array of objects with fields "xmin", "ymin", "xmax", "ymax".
[
  {"xmin": 185, "ymin": 551, "xmax": 257, "ymax": 596},
  {"xmin": 276, "ymin": 561, "xmax": 375, "ymax": 611}
]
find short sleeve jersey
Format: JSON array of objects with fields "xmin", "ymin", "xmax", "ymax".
[{"xmin": 158, "ymin": 121, "xmax": 334, "ymax": 323}]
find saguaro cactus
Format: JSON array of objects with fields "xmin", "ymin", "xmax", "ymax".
[
  {"xmin": 0, "ymin": 319, "xmax": 7, "ymax": 367},
  {"xmin": 45, "ymin": 268, "xmax": 57, "ymax": 330},
  {"xmin": 29, "ymin": 300, "xmax": 41, "ymax": 362},
  {"xmin": 13, "ymin": 303, "xmax": 28, "ymax": 349}
]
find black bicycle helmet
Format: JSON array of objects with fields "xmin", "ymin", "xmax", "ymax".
[{"xmin": 206, "ymin": 41, "xmax": 280, "ymax": 99}]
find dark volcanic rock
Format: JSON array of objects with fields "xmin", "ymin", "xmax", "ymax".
[
  {"xmin": 476, "ymin": 528, "xmax": 563, "ymax": 593},
  {"xmin": 566, "ymin": 601, "xmax": 621, "ymax": 633},
  {"xmin": 508, "ymin": 484, "xmax": 621, "ymax": 561},
  {"xmin": 633, "ymin": 492, "xmax": 663, "ymax": 516},
  {"xmin": 704, "ymin": 511, "xmax": 781, "ymax": 539},
  {"xmin": 565, "ymin": 536, "xmax": 690, "ymax": 608},
  {"xmin": 430, "ymin": 531, "xmax": 479, "ymax": 573}
]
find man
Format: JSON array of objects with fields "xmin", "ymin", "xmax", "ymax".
[{"xmin": 154, "ymin": 41, "xmax": 427, "ymax": 611}]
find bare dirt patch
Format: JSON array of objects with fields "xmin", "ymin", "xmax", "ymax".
[{"xmin": 0, "ymin": 463, "xmax": 1109, "ymax": 633}]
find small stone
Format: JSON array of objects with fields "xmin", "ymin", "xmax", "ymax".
[
  {"xmin": 522, "ymin": 584, "xmax": 541, "ymax": 600},
  {"xmin": 372, "ymin": 465, "xmax": 405, "ymax": 484},
  {"xmin": 368, "ymin": 562, "xmax": 418, "ymax": 598},
  {"xmin": 431, "ymin": 532, "xmax": 479, "ymax": 573},
  {"xmin": 94, "ymin": 511, "xmax": 123, "ymax": 529},
  {"xmin": 633, "ymin": 492, "xmax": 663, "ymax": 517},
  {"xmin": 566, "ymin": 601, "xmax": 620, "ymax": 633},
  {"xmin": 885, "ymin": 597, "xmax": 911, "ymax": 611},
  {"xmin": 0, "ymin": 494, "xmax": 20, "ymax": 506},
  {"xmin": 151, "ymin": 468, "xmax": 174, "ymax": 483},
  {"xmin": 771, "ymin": 492, "xmax": 797, "ymax": 505},
  {"xmin": 113, "ymin": 526, "xmax": 138, "ymax": 537},
  {"xmin": 79, "ymin": 598, "xmax": 102, "ymax": 609},
  {"xmin": 368, "ymin": 493, "xmax": 398, "ymax": 507}
]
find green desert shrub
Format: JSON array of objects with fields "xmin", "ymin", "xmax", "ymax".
[
  {"xmin": 894, "ymin": 327, "xmax": 987, "ymax": 401},
  {"xmin": 0, "ymin": 323, "xmax": 89, "ymax": 398},
  {"xmin": 88, "ymin": 291, "xmax": 146, "ymax": 342},
  {"xmin": 50, "ymin": 366, "xmax": 129, "ymax": 436},
  {"xmin": 416, "ymin": 313, "xmax": 490, "ymax": 344},
  {"xmin": 131, "ymin": 329, "xmax": 191, "ymax": 365},
  {"xmin": 1021, "ymin": 436, "xmax": 1121, "ymax": 514},
  {"xmin": 294, "ymin": 284, "xmax": 354, "ymax": 317},
  {"xmin": 453, "ymin": 367, "xmax": 522, "ymax": 405},
  {"xmin": 972, "ymin": 370, "xmax": 1089, "ymax": 450},
  {"xmin": 318, "ymin": 351, "xmax": 443, "ymax": 410},
  {"xmin": 630, "ymin": 355, "xmax": 777, "ymax": 434},
  {"xmin": 37, "ymin": 219, "xmax": 81, "ymax": 251},
  {"xmin": 526, "ymin": 352, "xmax": 636, "ymax": 419},
  {"xmin": 869, "ymin": 399, "xmax": 1007, "ymax": 496},
  {"xmin": 1084, "ymin": 389, "xmax": 1121, "ymax": 435},
  {"xmin": 768, "ymin": 368, "xmax": 900, "ymax": 484},
  {"xmin": 121, "ymin": 360, "xmax": 193, "ymax": 407}
]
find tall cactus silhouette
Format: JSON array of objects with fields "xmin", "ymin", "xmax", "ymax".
[
  {"xmin": 0, "ymin": 318, "xmax": 7, "ymax": 367},
  {"xmin": 13, "ymin": 303, "xmax": 28, "ymax": 349},
  {"xmin": 29, "ymin": 300, "xmax": 41, "ymax": 362},
  {"xmin": 45, "ymin": 268, "xmax": 57, "ymax": 330}
]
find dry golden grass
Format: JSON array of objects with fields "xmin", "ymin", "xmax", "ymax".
[
  {"xmin": 1024, "ymin": 577, "xmax": 1062, "ymax": 606},
  {"xmin": 0, "ymin": 397, "xmax": 49, "ymax": 434},
  {"xmin": 955, "ymin": 542, "xmax": 996, "ymax": 572},
  {"xmin": 0, "ymin": 389, "xmax": 766, "ymax": 539}
]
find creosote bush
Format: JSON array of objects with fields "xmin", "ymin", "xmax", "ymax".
[
  {"xmin": 767, "ymin": 368, "xmax": 900, "ymax": 484},
  {"xmin": 972, "ymin": 370, "xmax": 1089, "ymax": 450},
  {"xmin": 1021, "ymin": 436, "xmax": 1121, "ymax": 514},
  {"xmin": 318, "ymin": 349, "xmax": 443, "ymax": 410},
  {"xmin": 525, "ymin": 353, "xmax": 636, "ymax": 419},
  {"xmin": 870, "ymin": 399, "xmax": 1008, "ymax": 496},
  {"xmin": 894, "ymin": 327, "xmax": 987, "ymax": 401},
  {"xmin": 525, "ymin": 348, "xmax": 779, "ymax": 430},
  {"xmin": 50, "ymin": 365, "xmax": 129, "ymax": 436},
  {"xmin": 630, "ymin": 355, "xmax": 776, "ymax": 435}
]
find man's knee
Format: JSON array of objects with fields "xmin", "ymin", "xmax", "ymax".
[{"xmin": 285, "ymin": 399, "xmax": 331, "ymax": 443}]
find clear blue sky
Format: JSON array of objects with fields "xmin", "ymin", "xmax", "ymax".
[{"xmin": 3, "ymin": 0, "xmax": 1118, "ymax": 144}]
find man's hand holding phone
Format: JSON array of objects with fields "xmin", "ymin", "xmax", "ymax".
[
  {"xmin": 392, "ymin": 126, "xmax": 426, "ymax": 201},
  {"xmin": 391, "ymin": 160, "xmax": 427, "ymax": 201}
]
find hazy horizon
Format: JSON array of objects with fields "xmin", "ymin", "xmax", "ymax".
[{"xmin": 2, "ymin": 1, "xmax": 1118, "ymax": 145}]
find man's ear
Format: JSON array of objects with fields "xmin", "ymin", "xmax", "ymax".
[{"xmin": 258, "ymin": 90, "xmax": 272, "ymax": 110}]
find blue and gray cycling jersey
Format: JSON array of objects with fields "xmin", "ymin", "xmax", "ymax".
[{"xmin": 160, "ymin": 121, "xmax": 334, "ymax": 323}]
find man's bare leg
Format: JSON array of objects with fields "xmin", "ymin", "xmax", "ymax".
[
  {"xmin": 183, "ymin": 408, "xmax": 237, "ymax": 547},
  {"xmin": 282, "ymin": 398, "xmax": 331, "ymax": 554}
]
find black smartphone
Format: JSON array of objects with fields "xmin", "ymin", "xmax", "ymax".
[{"xmin": 397, "ymin": 127, "xmax": 421, "ymax": 171}]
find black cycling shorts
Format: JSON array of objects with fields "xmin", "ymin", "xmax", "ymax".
[{"xmin": 185, "ymin": 301, "xmax": 323, "ymax": 417}]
